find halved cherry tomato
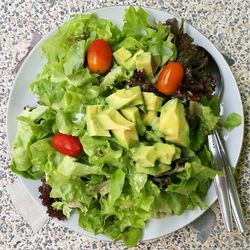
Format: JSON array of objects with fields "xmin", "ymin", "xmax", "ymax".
[
  {"xmin": 156, "ymin": 62, "xmax": 184, "ymax": 95},
  {"xmin": 87, "ymin": 39, "xmax": 112, "ymax": 74},
  {"xmin": 51, "ymin": 133, "xmax": 82, "ymax": 156}
]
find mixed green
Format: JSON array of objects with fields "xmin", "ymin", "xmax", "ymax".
[{"xmin": 10, "ymin": 7, "xmax": 241, "ymax": 247}]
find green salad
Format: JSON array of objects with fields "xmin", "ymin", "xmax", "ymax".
[{"xmin": 10, "ymin": 7, "xmax": 241, "ymax": 247}]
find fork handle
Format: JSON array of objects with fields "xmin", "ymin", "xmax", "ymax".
[
  {"xmin": 215, "ymin": 130, "xmax": 246, "ymax": 233},
  {"xmin": 214, "ymin": 175, "xmax": 233, "ymax": 231}
]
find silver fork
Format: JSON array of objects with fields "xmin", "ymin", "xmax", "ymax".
[{"xmin": 208, "ymin": 132, "xmax": 233, "ymax": 231}]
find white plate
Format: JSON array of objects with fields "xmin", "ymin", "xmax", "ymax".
[{"xmin": 7, "ymin": 6, "xmax": 244, "ymax": 241}]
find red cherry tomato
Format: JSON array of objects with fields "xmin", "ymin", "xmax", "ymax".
[
  {"xmin": 87, "ymin": 39, "xmax": 112, "ymax": 74},
  {"xmin": 156, "ymin": 62, "xmax": 184, "ymax": 95},
  {"xmin": 51, "ymin": 133, "xmax": 82, "ymax": 156}
]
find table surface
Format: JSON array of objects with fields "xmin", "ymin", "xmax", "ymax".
[{"xmin": 0, "ymin": 0, "xmax": 249, "ymax": 249}]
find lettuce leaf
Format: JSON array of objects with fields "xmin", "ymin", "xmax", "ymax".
[
  {"xmin": 189, "ymin": 101, "xmax": 220, "ymax": 151},
  {"xmin": 11, "ymin": 107, "xmax": 55, "ymax": 178},
  {"xmin": 57, "ymin": 156, "xmax": 104, "ymax": 177},
  {"xmin": 47, "ymin": 173, "xmax": 92, "ymax": 205},
  {"xmin": 80, "ymin": 135, "xmax": 123, "ymax": 166},
  {"xmin": 222, "ymin": 112, "xmax": 242, "ymax": 131},
  {"xmin": 122, "ymin": 7, "xmax": 149, "ymax": 39}
]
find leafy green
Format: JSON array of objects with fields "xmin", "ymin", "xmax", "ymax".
[
  {"xmin": 118, "ymin": 36, "xmax": 144, "ymax": 51},
  {"xmin": 57, "ymin": 156, "xmax": 104, "ymax": 177},
  {"xmin": 108, "ymin": 169, "xmax": 125, "ymax": 205},
  {"xmin": 122, "ymin": 7, "xmax": 149, "ymax": 39},
  {"xmin": 222, "ymin": 112, "xmax": 242, "ymax": 131},
  {"xmin": 122, "ymin": 228, "xmax": 142, "ymax": 248},
  {"xmin": 63, "ymin": 40, "xmax": 86, "ymax": 76},
  {"xmin": 52, "ymin": 200, "xmax": 86, "ymax": 219},
  {"xmin": 100, "ymin": 66, "xmax": 131, "ymax": 90},
  {"xmin": 80, "ymin": 135, "xmax": 123, "ymax": 166},
  {"xmin": 47, "ymin": 173, "xmax": 92, "ymax": 205},
  {"xmin": 189, "ymin": 101, "xmax": 219, "ymax": 151},
  {"xmin": 200, "ymin": 95, "xmax": 220, "ymax": 116},
  {"xmin": 11, "ymin": 107, "xmax": 55, "ymax": 177}
]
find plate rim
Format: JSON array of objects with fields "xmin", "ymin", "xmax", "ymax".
[{"xmin": 6, "ymin": 5, "xmax": 244, "ymax": 242}]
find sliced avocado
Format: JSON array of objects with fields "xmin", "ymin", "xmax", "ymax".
[
  {"xmin": 112, "ymin": 125, "xmax": 138, "ymax": 149},
  {"xmin": 106, "ymin": 86, "xmax": 144, "ymax": 110},
  {"xmin": 120, "ymin": 107, "xmax": 146, "ymax": 135},
  {"xmin": 96, "ymin": 108, "xmax": 134, "ymax": 130},
  {"xmin": 86, "ymin": 105, "xmax": 110, "ymax": 137},
  {"xmin": 123, "ymin": 49, "xmax": 144, "ymax": 71},
  {"xmin": 154, "ymin": 143, "xmax": 178, "ymax": 164},
  {"xmin": 136, "ymin": 52, "xmax": 154, "ymax": 77},
  {"xmin": 113, "ymin": 47, "xmax": 132, "ymax": 66},
  {"xmin": 159, "ymin": 98, "xmax": 190, "ymax": 147},
  {"xmin": 132, "ymin": 145, "xmax": 158, "ymax": 167},
  {"xmin": 141, "ymin": 110, "xmax": 158, "ymax": 126},
  {"xmin": 142, "ymin": 92, "xmax": 163, "ymax": 111}
]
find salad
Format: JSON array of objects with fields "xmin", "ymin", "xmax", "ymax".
[{"xmin": 10, "ymin": 7, "xmax": 242, "ymax": 247}]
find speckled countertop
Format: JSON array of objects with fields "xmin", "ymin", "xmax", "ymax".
[{"xmin": 0, "ymin": 0, "xmax": 249, "ymax": 249}]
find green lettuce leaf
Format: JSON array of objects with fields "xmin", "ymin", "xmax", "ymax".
[
  {"xmin": 11, "ymin": 107, "xmax": 55, "ymax": 177},
  {"xmin": 29, "ymin": 138, "xmax": 59, "ymax": 173},
  {"xmin": 100, "ymin": 66, "xmax": 131, "ymax": 90},
  {"xmin": 189, "ymin": 101, "xmax": 220, "ymax": 151},
  {"xmin": 47, "ymin": 173, "xmax": 92, "ymax": 205},
  {"xmin": 79, "ymin": 207, "xmax": 107, "ymax": 234},
  {"xmin": 80, "ymin": 135, "xmax": 123, "ymax": 166},
  {"xmin": 222, "ymin": 112, "xmax": 242, "ymax": 131},
  {"xmin": 122, "ymin": 7, "xmax": 149, "ymax": 39},
  {"xmin": 63, "ymin": 40, "xmax": 86, "ymax": 76},
  {"xmin": 122, "ymin": 228, "xmax": 142, "ymax": 248},
  {"xmin": 57, "ymin": 156, "xmax": 104, "ymax": 177},
  {"xmin": 52, "ymin": 200, "xmax": 86, "ymax": 219},
  {"xmin": 118, "ymin": 36, "xmax": 145, "ymax": 51},
  {"xmin": 54, "ymin": 108, "xmax": 86, "ymax": 136},
  {"xmin": 109, "ymin": 169, "xmax": 126, "ymax": 205}
]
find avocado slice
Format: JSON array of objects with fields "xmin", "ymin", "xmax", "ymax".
[
  {"xmin": 96, "ymin": 108, "xmax": 134, "ymax": 130},
  {"xmin": 159, "ymin": 98, "xmax": 190, "ymax": 147},
  {"xmin": 132, "ymin": 145, "xmax": 158, "ymax": 167},
  {"xmin": 154, "ymin": 143, "xmax": 180, "ymax": 164},
  {"xmin": 106, "ymin": 86, "xmax": 144, "ymax": 110},
  {"xmin": 112, "ymin": 125, "xmax": 138, "ymax": 149},
  {"xmin": 113, "ymin": 47, "xmax": 132, "ymax": 66},
  {"xmin": 113, "ymin": 48, "xmax": 145, "ymax": 71},
  {"xmin": 86, "ymin": 105, "xmax": 110, "ymax": 137},
  {"xmin": 142, "ymin": 92, "xmax": 163, "ymax": 111},
  {"xmin": 136, "ymin": 52, "xmax": 154, "ymax": 77},
  {"xmin": 123, "ymin": 49, "xmax": 144, "ymax": 71},
  {"xmin": 120, "ymin": 107, "xmax": 146, "ymax": 135},
  {"xmin": 141, "ymin": 110, "xmax": 158, "ymax": 126}
]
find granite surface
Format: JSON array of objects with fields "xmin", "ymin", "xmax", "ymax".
[{"xmin": 0, "ymin": 0, "xmax": 249, "ymax": 249}]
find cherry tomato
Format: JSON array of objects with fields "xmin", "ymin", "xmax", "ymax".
[
  {"xmin": 51, "ymin": 133, "xmax": 82, "ymax": 156},
  {"xmin": 156, "ymin": 62, "xmax": 184, "ymax": 95},
  {"xmin": 87, "ymin": 39, "xmax": 112, "ymax": 74}
]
